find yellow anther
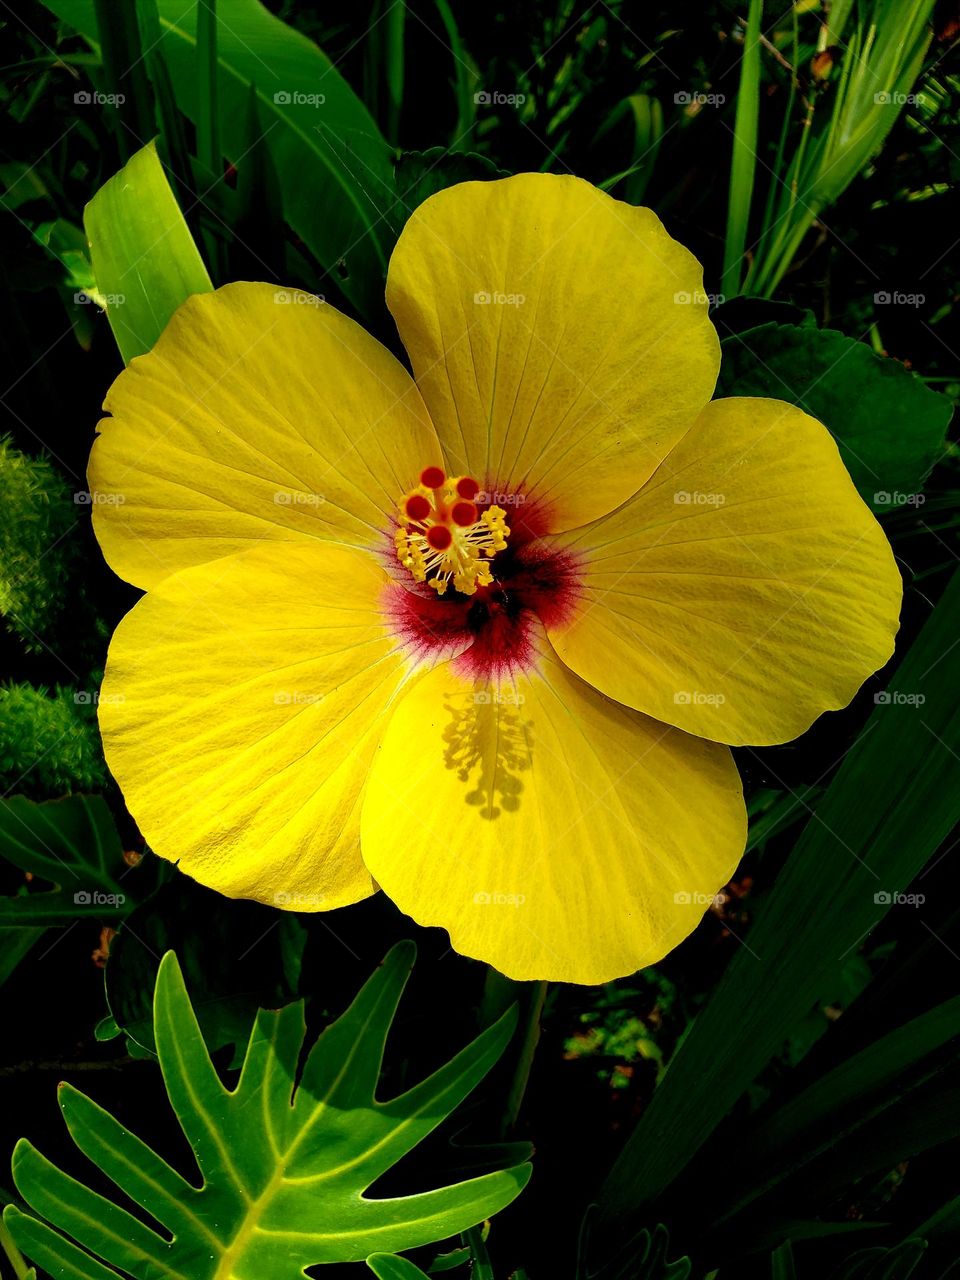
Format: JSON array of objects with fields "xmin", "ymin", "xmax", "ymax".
[{"xmin": 394, "ymin": 473, "xmax": 510, "ymax": 596}]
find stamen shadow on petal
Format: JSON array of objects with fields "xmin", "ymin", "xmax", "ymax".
[{"xmin": 441, "ymin": 686, "xmax": 532, "ymax": 821}]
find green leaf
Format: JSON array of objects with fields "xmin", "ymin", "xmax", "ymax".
[
  {"xmin": 595, "ymin": 94, "xmax": 665, "ymax": 203},
  {"xmin": 787, "ymin": 1077, "xmax": 960, "ymax": 1207},
  {"xmin": 429, "ymin": 0, "xmax": 480, "ymax": 142},
  {"xmin": 746, "ymin": 1220, "xmax": 884, "ymax": 1255},
  {"xmin": 367, "ymin": 1255, "xmax": 432, "ymax": 1279},
  {"xmin": 91, "ymin": 0, "xmax": 156, "ymax": 157},
  {"xmin": 752, "ymin": 1213, "xmax": 885, "ymax": 1254},
  {"xmin": 0, "ymin": 1215, "xmax": 36, "ymax": 1280},
  {"xmin": 579, "ymin": 1219, "xmax": 691, "ymax": 1280},
  {"xmin": 709, "ymin": 994, "xmax": 960, "ymax": 1223},
  {"xmin": 45, "ymin": 0, "xmax": 397, "ymax": 319},
  {"xmin": 711, "ymin": 297, "xmax": 817, "ymax": 338},
  {"xmin": 104, "ymin": 872, "xmax": 306, "ymax": 1067},
  {"xmin": 427, "ymin": 1243, "xmax": 471, "ymax": 1271},
  {"xmin": 746, "ymin": 1, "xmax": 934, "ymax": 296},
  {"xmin": 721, "ymin": 0, "xmax": 763, "ymax": 297},
  {"xmin": 382, "ymin": 0, "xmax": 406, "ymax": 145},
  {"xmin": 0, "ymin": 795, "xmax": 136, "ymax": 926},
  {"xmin": 135, "ymin": 0, "xmax": 197, "ymax": 217},
  {"xmin": 32, "ymin": 219, "xmax": 95, "ymax": 295},
  {"xmin": 746, "ymin": 785, "xmax": 818, "ymax": 855},
  {"xmin": 597, "ymin": 566, "xmax": 960, "ymax": 1242},
  {"xmin": 394, "ymin": 149, "xmax": 509, "ymax": 222},
  {"xmin": 195, "ymin": 0, "xmax": 220, "ymax": 183},
  {"xmin": 93, "ymin": 1015, "xmax": 120, "ymax": 1042},
  {"xmin": 771, "ymin": 1240, "xmax": 797, "ymax": 1280},
  {"xmin": 84, "ymin": 140, "xmax": 212, "ymax": 363},
  {"xmin": 829, "ymin": 1239, "xmax": 927, "ymax": 1280},
  {"xmin": 767, "ymin": 1238, "xmax": 924, "ymax": 1280},
  {"xmin": 6, "ymin": 943, "xmax": 531, "ymax": 1274},
  {"xmin": 912, "ymin": 1192, "xmax": 960, "ymax": 1243},
  {"xmin": 716, "ymin": 322, "xmax": 952, "ymax": 510}
]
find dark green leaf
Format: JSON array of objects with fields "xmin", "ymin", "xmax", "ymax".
[
  {"xmin": 104, "ymin": 872, "xmax": 306, "ymax": 1067},
  {"xmin": 711, "ymin": 994, "xmax": 960, "ymax": 1223},
  {"xmin": 711, "ymin": 297, "xmax": 817, "ymax": 339},
  {"xmin": 738, "ymin": 1220, "xmax": 884, "ymax": 1256},
  {"xmin": 0, "ymin": 927, "xmax": 45, "ymax": 988},
  {"xmin": 580, "ymin": 1219, "xmax": 691, "ymax": 1280},
  {"xmin": 367, "ymin": 1255, "xmax": 432, "ymax": 1279},
  {"xmin": 0, "ymin": 795, "xmax": 136, "ymax": 926},
  {"xmin": 427, "ymin": 1243, "xmax": 471, "ymax": 1271},
  {"xmin": 393, "ymin": 149, "xmax": 509, "ymax": 226},
  {"xmin": 790, "ymin": 1077, "xmax": 960, "ymax": 1205},
  {"xmin": 93, "ymin": 1015, "xmax": 120, "ymax": 1042},
  {"xmin": 911, "ymin": 1192, "xmax": 960, "ymax": 1243},
  {"xmin": 716, "ymin": 323, "xmax": 952, "ymax": 509},
  {"xmin": 430, "ymin": 0, "xmax": 480, "ymax": 142},
  {"xmin": 598, "ymin": 567, "xmax": 960, "ymax": 1241},
  {"xmin": 596, "ymin": 94, "xmax": 664, "ymax": 204},
  {"xmin": 771, "ymin": 1240, "xmax": 797, "ymax": 1280},
  {"xmin": 32, "ymin": 218, "xmax": 95, "ymax": 295},
  {"xmin": 91, "ymin": 0, "xmax": 155, "ymax": 155},
  {"xmin": 829, "ymin": 1239, "xmax": 927, "ymax": 1280}
]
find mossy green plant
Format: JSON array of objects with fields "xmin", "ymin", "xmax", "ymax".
[
  {"xmin": 0, "ymin": 683, "xmax": 106, "ymax": 798},
  {"xmin": 0, "ymin": 437, "xmax": 80, "ymax": 653}
]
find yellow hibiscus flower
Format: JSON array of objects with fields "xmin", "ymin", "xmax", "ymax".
[{"xmin": 89, "ymin": 173, "xmax": 901, "ymax": 984}]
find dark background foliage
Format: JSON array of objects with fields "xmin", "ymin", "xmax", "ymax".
[{"xmin": 1, "ymin": 1, "xmax": 959, "ymax": 1276}]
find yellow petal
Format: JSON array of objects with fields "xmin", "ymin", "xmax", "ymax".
[
  {"xmin": 360, "ymin": 639, "xmax": 745, "ymax": 983},
  {"xmin": 386, "ymin": 173, "xmax": 719, "ymax": 531},
  {"xmin": 99, "ymin": 543, "xmax": 415, "ymax": 908},
  {"xmin": 548, "ymin": 397, "xmax": 902, "ymax": 746},
  {"xmin": 89, "ymin": 282, "xmax": 440, "ymax": 589}
]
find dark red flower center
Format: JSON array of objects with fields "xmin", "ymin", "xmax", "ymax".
[{"xmin": 386, "ymin": 478, "xmax": 581, "ymax": 678}]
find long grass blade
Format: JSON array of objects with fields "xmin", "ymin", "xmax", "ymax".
[{"xmin": 721, "ymin": 0, "xmax": 763, "ymax": 297}]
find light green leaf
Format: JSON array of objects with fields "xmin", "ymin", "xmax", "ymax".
[
  {"xmin": 44, "ymin": 0, "xmax": 397, "ymax": 318},
  {"xmin": 6, "ymin": 942, "xmax": 531, "ymax": 1275},
  {"xmin": 716, "ymin": 322, "xmax": 952, "ymax": 510},
  {"xmin": 84, "ymin": 140, "xmax": 212, "ymax": 363},
  {"xmin": 0, "ymin": 1216, "xmax": 36, "ymax": 1280},
  {"xmin": 0, "ymin": 795, "xmax": 135, "ymax": 926}
]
